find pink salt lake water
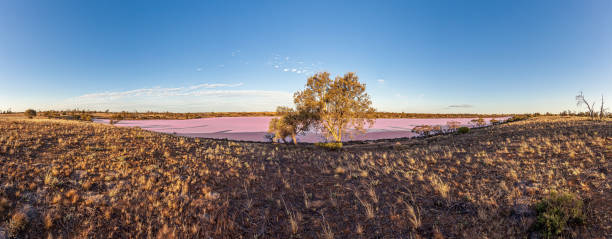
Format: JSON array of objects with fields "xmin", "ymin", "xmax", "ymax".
[{"xmin": 94, "ymin": 117, "xmax": 508, "ymax": 143}]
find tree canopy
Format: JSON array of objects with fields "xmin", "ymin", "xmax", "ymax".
[{"xmin": 293, "ymin": 72, "xmax": 375, "ymax": 142}]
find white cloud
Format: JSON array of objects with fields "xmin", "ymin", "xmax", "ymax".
[
  {"xmin": 269, "ymin": 55, "xmax": 322, "ymax": 75},
  {"xmin": 54, "ymin": 83, "xmax": 292, "ymax": 112},
  {"xmin": 77, "ymin": 83, "xmax": 244, "ymax": 100},
  {"xmin": 447, "ymin": 104, "xmax": 473, "ymax": 108},
  {"xmin": 187, "ymin": 83, "xmax": 243, "ymax": 90},
  {"xmin": 377, "ymin": 79, "xmax": 385, "ymax": 83}
]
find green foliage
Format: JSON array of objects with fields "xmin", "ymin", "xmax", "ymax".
[
  {"xmin": 506, "ymin": 115, "xmax": 529, "ymax": 122},
  {"xmin": 267, "ymin": 106, "xmax": 316, "ymax": 144},
  {"xmin": 268, "ymin": 116, "xmax": 295, "ymax": 144},
  {"xmin": 24, "ymin": 109, "xmax": 37, "ymax": 119},
  {"xmin": 457, "ymin": 127, "xmax": 470, "ymax": 134},
  {"xmin": 294, "ymin": 72, "xmax": 375, "ymax": 142},
  {"xmin": 315, "ymin": 142, "xmax": 343, "ymax": 150},
  {"xmin": 81, "ymin": 114, "xmax": 93, "ymax": 121},
  {"xmin": 40, "ymin": 110, "xmax": 93, "ymax": 121},
  {"xmin": 532, "ymin": 191, "xmax": 585, "ymax": 238}
]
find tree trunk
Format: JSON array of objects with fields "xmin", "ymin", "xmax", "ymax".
[{"xmin": 600, "ymin": 95, "xmax": 605, "ymax": 120}]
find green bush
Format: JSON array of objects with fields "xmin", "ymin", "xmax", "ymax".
[
  {"xmin": 81, "ymin": 114, "xmax": 93, "ymax": 121},
  {"xmin": 457, "ymin": 127, "xmax": 470, "ymax": 134},
  {"xmin": 24, "ymin": 109, "xmax": 37, "ymax": 119},
  {"xmin": 532, "ymin": 191, "xmax": 585, "ymax": 238},
  {"xmin": 507, "ymin": 115, "xmax": 529, "ymax": 122},
  {"xmin": 315, "ymin": 142, "xmax": 343, "ymax": 150}
]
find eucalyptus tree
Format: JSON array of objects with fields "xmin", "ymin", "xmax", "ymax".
[{"xmin": 293, "ymin": 72, "xmax": 375, "ymax": 142}]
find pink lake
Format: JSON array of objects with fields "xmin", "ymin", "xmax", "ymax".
[{"xmin": 94, "ymin": 117, "xmax": 509, "ymax": 143}]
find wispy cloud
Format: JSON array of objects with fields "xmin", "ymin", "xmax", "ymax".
[
  {"xmin": 55, "ymin": 83, "xmax": 291, "ymax": 112},
  {"xmin": 268, "ymin": 54, "xmax": 322, "ymax": 75},
  {"xmin": 377, "ymin": 79, "xmax": 385, "ymax": 83},
  {"xmin": 447, "ymin": 104, "xmax": 473, "ymax": 108},
  {"xmin": 78, "ymin": 83, "xmax": 244, "ymax": 100}
]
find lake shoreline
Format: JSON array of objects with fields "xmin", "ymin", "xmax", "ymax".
[{"xmin": 93, "ymin": 116, "xmax": 510, "ymax": 143}]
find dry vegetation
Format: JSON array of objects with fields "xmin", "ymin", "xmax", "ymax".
[
  {"xmin": 4, "ymin": 111, "xmax": 519, "ymax": 121},
  {"xmin": 0, "ymin": 116, "xmax": 609, "ymax": 238}
]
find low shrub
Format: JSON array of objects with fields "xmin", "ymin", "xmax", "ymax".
[
  {"xmin": 471, "ymin": 118, "xmax": 486, "ymax": 127},
  {"xmin": 457, "ymin": 127, "xmax": 470, "ymax": 134},
  {"xmin": 507, "ymin": 115, "xmax": 529, "ymax": 122},
  {"xmin": 24, "ymin": 109, "xmax": 37, "ymax": 119},
  {"xmin": 412, "ymin": 125, "xmax": 433, "ymax": 136},
  {"xmin": 8, "ymin": 211, "xmax": 29, "ymax": 237},
  {"xmin": 531, "ymin": 191, "xmax": 585, "ymax": 238},
  {"xmin": 315, "ymin": 142, "xmax": 343, "ymax": 150}
]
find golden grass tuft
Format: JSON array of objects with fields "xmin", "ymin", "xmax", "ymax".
[
  {"xmin": 8, "ymin": 211, "xmax": 29, "ymax": 237},
  {"xmin": 0, "ymin": 116, "xmax": 609, "ymax": 238}
]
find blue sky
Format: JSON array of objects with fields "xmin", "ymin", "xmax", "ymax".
[{"xmin": 1, "ymin": 0, "xmax": 610, "ymax": 113}]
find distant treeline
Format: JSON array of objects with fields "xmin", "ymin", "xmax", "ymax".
[
  {"xmin": 106, "ymin": 111, "xmax": 278, "ymax": 120},
  {"xmin": 370, "ymin": 112, "xmax": 514, "ymax": 118},
  {"xmin": 40, "ymin": 110, "xmax": 95, "ymax": 121},
  {"xmin": 107, "ymin": 111, "xmax": 518, "ymax": 120},
  {"xmin": 9, "ymin": 109, "xmax": 609, "ymax": 121},
  {"xmin": 101, "ymin": 111, "xmax": 610, "ymax": 120},
  {"xmin": 558, "ymin": 110, "xmax": 610, "ymax": 118}
]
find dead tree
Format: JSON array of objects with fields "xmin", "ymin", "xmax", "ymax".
[
  {"xmin": 576, "ymin": 91, "xmax": 596, "ymax": 120},
  {"xmin": 600, "ymin": 95, "xmax": 608, "ymax": 120}
]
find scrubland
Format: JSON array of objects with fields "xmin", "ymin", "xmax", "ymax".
[
  {"xmin": 0, "ymin": 116, "xmax": 609, "ymax": 238},
  {"xmin": 3, "ymin": 111, "xmax": 516, "ymax": 121}
]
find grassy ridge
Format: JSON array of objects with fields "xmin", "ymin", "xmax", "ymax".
[{"xmin": 0, "ymin": 117, "xmax": 609, "ymax": 238}]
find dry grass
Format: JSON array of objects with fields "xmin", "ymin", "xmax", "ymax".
[{"xmin": 0, "ymin": 116, "xmax": 609, "ymax": 238}]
